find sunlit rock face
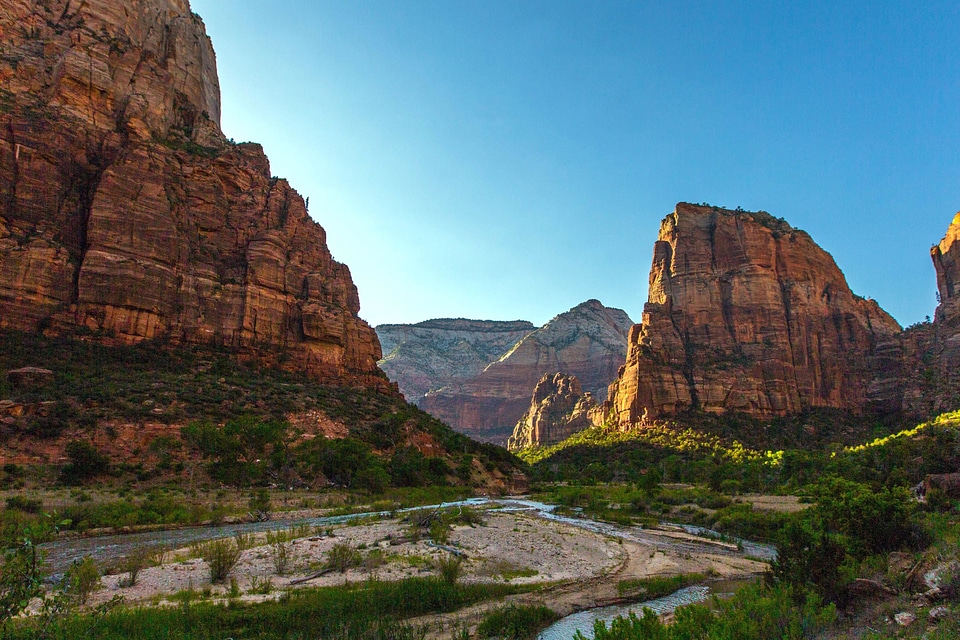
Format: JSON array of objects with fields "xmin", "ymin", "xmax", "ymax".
[
  {"xmin": 602, "ymin": 203, "xmax": 904, "ymax": 425},
  {"xmin": 900, "ymin": 212, "xmax": 960, "ymax": 416},
  {"xmin": 418, "ymin": 300, "xmax": 633, "ymax": 443},
  {"xmin": 0, "ymin": 0, "xmax": 386, "ymax": 388},
  {"xmin": 507, "ymin": 372, "xmax": 595, "ymax": 451},
  {"xmin": 377, "ymin": 319, "xmax": 536, "ymax": 403}
]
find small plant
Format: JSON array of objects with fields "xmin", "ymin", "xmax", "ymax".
[
  {"xmin": 477, "ymin": 604, "xmax": 558, "ymax": 640},
  {"xmin": 249, "ymin": 490, "xmax": 271, "ymax": 521},
  {"xmin": 66, "ymin": 556, "xmax": 100, "ymax": 605},
  {"xmin": 325, "ymin": 542, "xmax": 362, "ymax": 573},
  {"xmin": 196, "ymin": 538, "xmax": 241, "ymax": 584},
  {"xmin": 362, "ymin": 549, "xmax": 387, "ymax": 570},
  {"xmin": 228, "ymin": 577, "xmax": 241, "ymax": 598},
  {"xmin": 269, "ymin": 536, "xmax": 291, "ymax": 575},
  {"xmin": 248, "ymin": 575, "xmax": 273, "ymax": 594},
  {"xmin": 234, "ymin": 531, "xmax": 255, "ymax": 551},
  {"xmin": 117, "ymin": 545, "xmax": 154, "ymax": 588},
  {"xmin": 435, "ymin": 555, "xmax": 463, "ymax": 585}
]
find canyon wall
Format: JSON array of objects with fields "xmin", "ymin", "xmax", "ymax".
[
  {"xmin": 603, "ymin": 204, "xmax": 903, "ymax": 426},
  {"xmin": 420, "ymin": 300, "xmax": 632, "ymax": 442},
  {"xmin": 0, "ymin": 0, "xmax": 385, "ymax": 387},
  {"xmin": 377, "ymin": 319, "xmax": 535, "ymax": 403}
]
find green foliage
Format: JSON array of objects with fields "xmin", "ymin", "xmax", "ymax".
[
  {"xmin": 0, "ymin": 536, "xmax": 45, "ymax": 624},
  {"xmin": 617, "ymin": 574, "xmax": 704, "ymax": 599},
  {"xmin": 5, "ymin": 496, "xmax": 42, "ymax": 514},
  {"xmin": 195, "ymin": 538, "xmax": 241, "ymax": 584},
  {"xmin": 65, "ymin": 556, "xmax": 100, "ymax": 605},
  {"xmin": 3, "ymin": 577, "xmax": 529, "ymax": 639},
  {"xmin": 0, "ymin": 331, "xmax": 523, "ymax": 490},
  {"xmin": 325, "ymin": 542, "xmax": 362, "ymax": 573},
  {"xmin": 581, "ymin": 581, "xmax": 834, "ymax": 640},
  {"xmin": 477, "ymin": 604, "xmax": 559, "ymax": 640},
  {"xmin": 808, "ymin": 476, "xmax": 925, "ymax": 557},
  {"xmin": 435, "ymin": 555, "xmax": 463, "ymax": 584},
  {"xmin": 61, "ymin": 440, "xmax": 110, "ymax": 483}
]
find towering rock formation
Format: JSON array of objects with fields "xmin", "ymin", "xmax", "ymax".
[
  {"xmin": 377, "ymin": 319, "xmax": 535, "ymax": 403},
  {"xmin": 420, "ymin": 300, "xmax": 633, "ymax": 442},
  {"xmin": 900, "ymin": 212, "xmax": 960, "ymax": 416},
  {"xmin": 604, "ymin": 204, "xmax": 903, "ymax": 426},
  {"xmin": 507, "ymin": 372, "xmax": 596, "ymax": 451},
  {"xmin": 0, "ymin": 0, "xmax": 385, "ymax": 387},
  {"xmin": 933, "ymin": 213, "xmax": 960, "ymax": 327}
]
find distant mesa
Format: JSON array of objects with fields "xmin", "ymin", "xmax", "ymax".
[
  {"xmin": 377, "ymin": 300, "xmax": 633, "ymax": 444},
  {"xmin": 0, "ymin": 0, "xmax": 386, "ymax": 389}
]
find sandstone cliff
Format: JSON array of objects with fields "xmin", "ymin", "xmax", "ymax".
[
  {"xmin": 420, "ymin": 300, "xmax": 633, "ymax": 442},
  {"xmin": 377, "ymin": 319, "xmax": 535, "ymax": 403},
  {"xmin": 603, "ymin": 204, "xmax": 903, "ymax": 426},
  {"xmin": 0, "ymin": 0, "xmax": 385, "ymax": 387},
  {"xmin": 899, "ymin": 212, "xmax": 960, "ymax": 416},
  {"xmin": 507, "ymin": 372, "xmax": 595, "ymax": 451}
]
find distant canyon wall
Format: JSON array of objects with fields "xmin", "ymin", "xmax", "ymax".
[{"xmin": 378, "ymin": 300, "xmax": 632, "ymax": 443}]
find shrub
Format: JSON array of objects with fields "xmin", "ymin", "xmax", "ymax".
[
  {"xmin": 325, "ymin": 543, "xmax": 361, "ymax": 573},
  {"xmin": 4, "ymin": 496, "xmax": 41, "ymax": 514},
  {"xmin": 196, "ymin": 539, "xmax": 241, "ymax": 584},
  {"xmin": 61, "ymin": 440, "xmax": 110, "ymax": 483},
  {"xmin": 478, "ymin": 604, "xmax": 558, "ymax": 640},
  {"xmin": 66, "ymin": 556, "xmax": 100, "ymax": 605},
  {"xmin": 435, "ymin": 555, "xmax": 463, "ymax": 585}
]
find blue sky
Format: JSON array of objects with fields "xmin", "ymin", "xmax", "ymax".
[{"xmin": 190, "ymin": 1, "xmax": 960, "ymax": 328}]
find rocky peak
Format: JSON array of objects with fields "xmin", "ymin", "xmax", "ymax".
[
  {"xmin": 376, "ymin": 319, "xmax": 536, "ymax": 402},
  {"xmin": 420, "ymin": 300, "xmax": 633, "ymax": 442},
  {"xmin": 0, "ymin": 0, "xmax": 386, "ymax": 388},
  {"xmin": 603, "ymin": 203, "xmax": 902, "ymax": 425},
  {"xmin": 507, "ymin": 372, "xmax": 595, "ymax": 451},
  {"xmin": 933, "ymin": 212, "xmax": 960, "ymax": 325}
]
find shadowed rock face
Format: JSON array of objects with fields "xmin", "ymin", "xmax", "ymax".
[
  {"xmin": 603, "ymin": 203, "xmax": 903, "ymax": 425},
  {"xmin": 419, "ymin": 300, "xmax": 633, "ymax": 443},
  {"xmin": 377, "ymin": 319, "xmax": 536, "ymax": 403},
  {"xmin": 0, "ymin": 0, "xmax": 385, "ymax": 388},
  {"xmin": 900, "ymin": 212, "xmax": 960, "ymax": 416},
  {"xmin": 507, "ymin": 372, "xmax": 595, "ymax": 451}
]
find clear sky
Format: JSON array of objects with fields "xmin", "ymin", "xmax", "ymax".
[{"xmin": 190, "ymin": 1, "xmax": 960, "ymax": 329}]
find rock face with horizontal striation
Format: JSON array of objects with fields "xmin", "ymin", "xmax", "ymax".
[
  {"xmin": 377, "ymin": 319, "xmax": 536, "ymax": 403},
  {"xmin": 0, "ymin": 0, "xmax": 385, "ymax": 388},
  {"xmin": 420, "ymin": 300, "xmax": 633, "ymax": 443},
  {"xmin": 507, "ymin": 372, "xmax": 595, "ymax": 451},
  {"xmin": 603, "ymin": 203, "xmax": 903, "ymax": 426},
  {"xmin": 900, "ymin": 212, "xmax": 960, "ymax": 416}
]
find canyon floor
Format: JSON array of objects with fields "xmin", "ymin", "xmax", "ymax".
[{"xmin": 82, "ymin": 505, "xmax": 767, "ymax": 631}]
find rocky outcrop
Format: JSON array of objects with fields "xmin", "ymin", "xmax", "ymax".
[
  {"xmin": 421, "ymin": 300, "xmax": 633, "ymax": 442},
  {"xmin": 603, "ymin": 204, "xmax": 903, "ymax": 426},
  {"xmin": 900, "ymin": 213, "xmax": 960, "ymax": 416},
  {"xmin": 507, "ymin": 373, "xmax": 595, "ymax": 450},
  {"xmin": 377, "ymin": 319, "xmax": 535, "ymax": 403},
  {"xmin": 0, "ymin": 0, "xmax": 385, "ymax": 387}
]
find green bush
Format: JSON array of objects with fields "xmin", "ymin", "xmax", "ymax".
[
  {"xmin": 61, "ymin": 440, "xmax": 109, "ymax": 483},
  {"xmin": 196, "ymin": 539, "xmax": 241, "ymax": 584},
  {"xmin": 478, "ymin": 604, "xmax": 558, "ymax": 640},
  {"xmin": 324, "ymin": 542, "xmax": 361, "ymax": 573},
  {"xmin": 66, "ymin": 556, "xmax": 100, "ymax": 605}
]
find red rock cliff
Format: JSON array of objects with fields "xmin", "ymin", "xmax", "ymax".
[
  {"xmin": 421, "ymin": 300, "xmax": 633, "ymax": 442},
  {"xmin": 0, "ymin": 0, "xmax": 385, "ymax": 387},
  {"xmin": 604, "ymin": 204, "xmax": 903, "ymax": 425},
  {"xmin": 507, "ymin": 372, "xmax": 595, "ymax": 451}
]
